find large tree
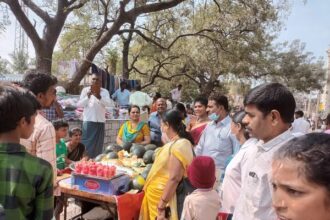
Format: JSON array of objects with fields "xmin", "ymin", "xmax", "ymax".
[
  {"xmin": 269, "ymin": 40, "xmax": 325, "ymax": 92},
  {"xmin": 65, "ymin": 0, "xmax": 187, "ymax": 91},
  {"xmin": 0, "ymin": 0, "xmax": 88, "ymax": 74},
  {"xmin": 124, "ymin": 0, "xmax": 325, "ymax": 94},
  {"xmin": 0, "ymin": 0, "xmax": 185, "ymax": 91},
  {"xmin": 123, "ymin": 0, "xmax": 281, "ymax": 94}
]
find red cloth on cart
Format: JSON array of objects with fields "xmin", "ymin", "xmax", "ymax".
[{"xmin": 116, "ymin": 191, "xmax": 144, "ymax": 220}]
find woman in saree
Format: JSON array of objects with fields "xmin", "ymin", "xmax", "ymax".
[
  {"xmin": 116, "ymin": 105, "xmax": 151, "ymax": 145},
  {"xmin": 66, "ymin": 127, "xmax": 88, "ymax": 164},
  {"xmin": 140, "ymin": 110, "xmax": 195, "ymax": 220},
  {"xmin": 186, "ymin": 97, "xmax": 210, "ymax": 145}
]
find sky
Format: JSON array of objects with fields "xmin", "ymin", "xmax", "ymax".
[
  {"xmin": 276, "ymin": 0, "xmax": 330, "ymax": 63},
  {"xmin": 0, "ymin": 0, "xmax": 330, "ymax": 64}
]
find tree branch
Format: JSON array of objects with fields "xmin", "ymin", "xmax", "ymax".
[
  {"xmin": 118, "ymin": 28, "xmax": 167, "ymax": 49},
  {"xmin": 126, "ymin": 0, "xmax": 185, "ymax": 21},
  {"xmin": 128, "ymin": 54, "xmax": 140, "ymax": 72},
  {"xmin": 96, "ymin": 0, "xmax": 111, "ymax": 41},
  {"xmin": 212, "ymin": 0, "xmax": 222, "ymax": 14},
  {"xmin": 118, "ymin": 28, "xmax": 232, "ymax": 54},
  {"xmin": 22, "ymin": 0, "xmax": 52, "ymax": 24},
  {"xmin": 66, "ymin": 0, "xmax": 88, "ymax": 14},
  {"xmin": 133, "ymin": 55, "xmax": 193, "ymax": 88},
  {"xmin": 120, "ymin": 0, "xmax": 130, "ymax": 14},
  {"xmin": 3, "ymin": 0, "xmax": 42, "ymax": 49}
]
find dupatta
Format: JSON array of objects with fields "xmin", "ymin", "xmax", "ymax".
[{"xmin": 122, "ymin": 121, "xmax": 146, "ymax": 143}]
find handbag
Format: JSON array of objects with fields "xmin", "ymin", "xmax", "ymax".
[
  {"xmin": 176, "ymin": 177, "xmax": 195, "ymax": 218},
  {"xmin": 169, "ymin": 139, "xmax": 196, "ymax": 219}
]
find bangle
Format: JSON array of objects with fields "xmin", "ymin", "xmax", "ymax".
[{"xmin": 157, "ymin": 206, "xmax": 165, "ymax": 211}]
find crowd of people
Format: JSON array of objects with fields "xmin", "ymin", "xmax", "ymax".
[{"xmin": 1, "ymin": 70, "xmax": 330, "ymax": 220}]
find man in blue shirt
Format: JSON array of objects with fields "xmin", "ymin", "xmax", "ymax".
[
  {"xmin": 195, "ymin": 94, "xmax": 239, "ymax": 188},
  {"xmin": 148, "ymin": 98, "xmax": 167, "ymax": 146},
  {"xmin": 112, "ymin": 81, "xmax": 130, "ymax": 108}
]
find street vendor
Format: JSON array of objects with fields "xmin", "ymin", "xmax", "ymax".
[
  {"xmin": 116, "ymin": 105, "xmax": 151, "ymax": 145},
  {"xmin": 77, "ymin": 73, "xmax": 114, "ymax": 158}
]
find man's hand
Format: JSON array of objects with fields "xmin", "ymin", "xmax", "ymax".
[
  {"xmin": 91, "ymin": 85, "xmax": 101, "ymax": 99},
  {"xmin": 87, "ymin": 90, "xmax": 92, "ymax": 99},
  {"xmin": 53, "ymin": 100, "xmax": 64, "ymax": 118}
]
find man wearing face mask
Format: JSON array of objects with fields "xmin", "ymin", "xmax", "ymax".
[{"xmin": 195, "ymin": 94, "xmax": 239, "ymax": 189}]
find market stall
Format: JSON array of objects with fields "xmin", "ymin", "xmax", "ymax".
[
  {"xmin": 57, "ymin": 93, "xmax": 129, "ymax": 147},
  {"xmin": 57, "ymin": 143, "xmax": 157, "ymax": 220}
]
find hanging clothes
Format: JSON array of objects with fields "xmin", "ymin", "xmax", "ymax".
[{"xmin": 90, "ymin": 64, "xmax": 140, "ymax": 95}]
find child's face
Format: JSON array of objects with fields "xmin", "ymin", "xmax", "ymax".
[
  {"xmin": 56, "ymin": 127, "xmax": 68, "ymax": 139},
  {"xmin": 271, "ymin": 159, "xmax": 330, "ymax": 220},
  {"xmin": 70, "ymin": 131, "xmax": 82, "ymax": 143}
]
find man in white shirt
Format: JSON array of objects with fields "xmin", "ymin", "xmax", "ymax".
[
  {"xmin": 291, "ymin": 110, "xmax": 310, "ymax": 134},
  {"xmin": 129, "ymin": 85, "xmax": 152, "ymax": 123},
  {"xmin": 233, "ymin": 83, "xmax": 296, "ymax": 220},
  {"xmin": 77, "ymin": 73, "xmax": 114, "ymax": 158},
  {"xmin": 170, "ymin": 84, "xmax": 182, "ymax": 103}
]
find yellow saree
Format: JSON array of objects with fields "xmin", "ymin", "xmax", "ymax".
[{"xmin": 139, "ymin": 138, "xmax": 193, "ymax": 220}]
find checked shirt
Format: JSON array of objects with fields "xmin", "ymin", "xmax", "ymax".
[{"xmin": 0, "ymin": 143, "xmax": 54, "ymax": 220}]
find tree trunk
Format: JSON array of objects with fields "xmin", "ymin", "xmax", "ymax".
[
  {"xmin": 109, "ymin": 57, "xmax": 117, "ymax": 74},
  {"xmin": 65, "ymin": 18, "xmax": 126, "ymax": 92},
  {"xmin": 36, "ymin": 13, "xmax": 67, "ymax": 74},
  {"xmin": 35, "ymin": 46, "xmax": 53, "ymax": 74},
  {"xmin": 3, "ymin": 0, "xmax": 70, "ymax": 75},
  {"xmin": 122, "ymin": 21, "xmax": 135, "ymax": 79},
  {"xmin": 122, "ymin": 41, "xmax": 129, "ymax": 79},
  {"xmin": 200, "ymin": 81, "xmax": 215, "ymax": 96}
]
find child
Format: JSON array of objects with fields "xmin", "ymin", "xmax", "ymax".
[
  {"xmin": 0, "ymin": 83, "xmax": 53, "ymax": 219},
  {"xmin": 272, "ymin": 133, "xmax": 330, "ymax": 220},
  {"xmin": 52, "ymin": 119, "xmax": 69, "ymax": 170},
  {"xmin": 181, "ymin": 156, "xmax": 221, "ymax": 220},
  {"xmin": 52, "ymin": 119, "xmax": 69, "ymax": 219},
  {"xmin": 66, "ymin": 127, "xmax": 88, "ymax": 164}
]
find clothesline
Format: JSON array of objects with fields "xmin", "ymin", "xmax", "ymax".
[
  {"xmin": 57, "ymin": 60, "xmax": 140, "ymax": 95},
  {"xmin": 91, "ymin": 63, "xmax": 140, "ymax": 95}
]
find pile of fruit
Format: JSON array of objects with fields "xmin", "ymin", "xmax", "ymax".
[
  {"xmin": 93, "ymin": 143, "xmax": 159, "ymax": 190},
  {"xmin": 74, "ymin": 161, "xmax": 117, "ymax": 179},
  {"xmin": 95, "ymin": 143, "xmax": 157, "ymax": 167}
]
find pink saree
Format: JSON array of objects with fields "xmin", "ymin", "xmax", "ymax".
[{"xmin": 190, "ymin": 123, "xmax": 207, "ymax": 145}]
